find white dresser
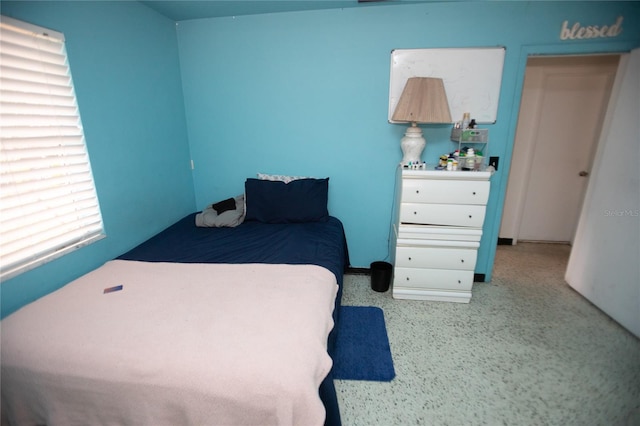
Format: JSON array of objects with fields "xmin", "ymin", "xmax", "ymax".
[{"xmin": 390, "ymin": 166, "xmax": 491, "ymax": 303}]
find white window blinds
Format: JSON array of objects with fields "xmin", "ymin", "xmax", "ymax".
[{"xmin": 1, "ymin": 16, "xmax": 104, "ymax": 281}]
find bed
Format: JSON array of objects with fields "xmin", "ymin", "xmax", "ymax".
[{"xmin": 1, "ymin": 177, "xmax": 349, "ymax": 426}]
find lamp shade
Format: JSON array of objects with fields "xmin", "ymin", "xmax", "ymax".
[{"xmin": 392, "ymin": 77, "xmax": 452, "ymax": 124}]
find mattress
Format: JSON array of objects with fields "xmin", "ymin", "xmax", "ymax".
[{"xmin": 1, "ymin": 260, "xmax": 338, "ymax": 425}]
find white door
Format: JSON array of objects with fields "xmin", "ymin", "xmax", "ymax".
[
  {"xmin": 565, "ymin": 49, "xmax": 640, "ymax": 338},
  {"xmin": 502, "ymin": 55, "xmax": 619, "ymax": 243}
]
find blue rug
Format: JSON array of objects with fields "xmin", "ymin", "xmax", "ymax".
[{"xmin": 332, "ymin": 306, "xmax": 395, "ymax": 381}]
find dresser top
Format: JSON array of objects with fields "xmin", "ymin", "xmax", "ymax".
[{"xmin": 399, "ymin": 165, "xmax": 493, "ymax": 181}]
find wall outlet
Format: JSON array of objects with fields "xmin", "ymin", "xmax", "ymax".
[{"xmin": 489, "ymin": 156, "xmax": 499, "ymax": 171}]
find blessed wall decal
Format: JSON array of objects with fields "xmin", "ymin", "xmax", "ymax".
[{"xmin": 560, "ymin": 16, "xmax": 623, "ymax": 40}]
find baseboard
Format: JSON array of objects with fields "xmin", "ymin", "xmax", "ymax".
[
  {"xmin": 497, "ymin": 237, "xmax": 513, "ymax": 245},
  {"xmin": 346, "ymin": 266, "xmax": 370, "ymax": 275}
]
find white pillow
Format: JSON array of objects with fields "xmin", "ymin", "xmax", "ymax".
[{"xmin": 257, "ymin": 172, "xmax": 309, "ymax": 184}]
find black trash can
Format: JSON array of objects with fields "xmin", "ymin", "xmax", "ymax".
[{"xmin": 370, "ymin": 261, "xmax": 392, "ymax": 292}]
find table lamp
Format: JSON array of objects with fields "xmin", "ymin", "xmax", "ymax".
[{"xmin": 392, "ymin": 77, "xmax": 452, "ymax": 165}]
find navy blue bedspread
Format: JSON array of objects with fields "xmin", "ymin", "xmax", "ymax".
[
  {"xmin": 117, "ymin": 213, "xmax": 349, "ymax": 426},
  {"xmin": 118, "ymin": 214, "xmax": 349, "ymax": 285}
]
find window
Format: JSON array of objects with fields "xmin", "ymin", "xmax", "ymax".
[{"xmin": 1, "ymin": 16, "xmax": 104, "ymax": 280}]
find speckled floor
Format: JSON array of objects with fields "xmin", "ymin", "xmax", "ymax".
[{"xmin": 335, "ymin": 243, "xmax": 640, "ymax": 426}]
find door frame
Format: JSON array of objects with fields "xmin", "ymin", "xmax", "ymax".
[
  {"xmin": 481, "ymin": 40, "xmax": 636, "ymax": 282},
  {"xmin": 506, "ymin": 54, "xmax": 619, "ymax": 245}
]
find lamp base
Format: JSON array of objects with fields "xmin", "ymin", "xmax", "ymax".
[{"xmin": 400, "ymin": 124, "xmax": 426, "ymax": 165}]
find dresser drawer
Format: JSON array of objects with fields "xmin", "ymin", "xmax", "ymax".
[
  {"xmin": 395, "ymin": 245, "xmax": 477, "ymax": 270},
  {"xmin": 400, "ymin": 203, "xmax": 486, "ymax": 227},
  {"xmin": 401, "ymin": 179, "xmax": 489, "ymax": 205},
  {"xmin": 393, "ymin": 267, "xmax": 474, "ymax": 291},
  {"xmin": 396, "ymin": 224, "xmax": 482, "ymax": 244}
]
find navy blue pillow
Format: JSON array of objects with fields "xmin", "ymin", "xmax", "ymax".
[{"xmin": 245, "ymin": 178, "xmax": 329, "ymax": 223}]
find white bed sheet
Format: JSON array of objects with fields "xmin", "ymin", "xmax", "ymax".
[{"xmin": 1, "ymin": 260, "xmax": 338, "ymax": 426}]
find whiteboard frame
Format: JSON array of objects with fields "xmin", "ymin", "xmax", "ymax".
[{"xmin": 389, "ymin": 47, "xmax": 506, "ymax": 124}]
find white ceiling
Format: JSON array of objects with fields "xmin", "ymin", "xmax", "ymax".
[{"xmin": 140, "ymin": 0, "xmax": 424, "ymax": 21}]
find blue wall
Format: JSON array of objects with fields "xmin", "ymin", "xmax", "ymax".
[
  {"xmin": 1, "ymin": 1, "xmax": 195, "ymax": 317},
  {"xmin": 1, "ymin": 1, "xmax": 639, "ymax": 317},
  {"xmin": 176, "ymin": 2, "xmax": 640, "ymax": 273}
]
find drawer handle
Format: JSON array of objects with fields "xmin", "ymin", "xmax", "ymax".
[
  {"xmin": 472, "ymin": 191, "xmax": 476, "ymax": 195},
  {"xmin": 414, "ymin": 211, "xmax": 417, "ymax": 215},
  {"xmin": 415, "ymin": 190, "xmax": 419, "ymax": 194},
  {"xmin": 468, "ymin": 215, "xmax": 472, "ymax": 219},
  {"xmin": 406, "ymin": 277, "xmax": 410, "ymax": 281},
  {"xmin": 408, "ymin": 257, "xmax": 412, "ymax": 261},
  {"xmin": 458, "ymin": 280, "xmax": 462, "ymax": 284},
  {"xmin": 460, "ymin": 259, "xmax": 464, "ymax": 263}
]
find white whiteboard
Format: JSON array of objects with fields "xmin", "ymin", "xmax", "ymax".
[{"xmin": 389, "ymin": 47, "xmax": 505, "ymax": 124}]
